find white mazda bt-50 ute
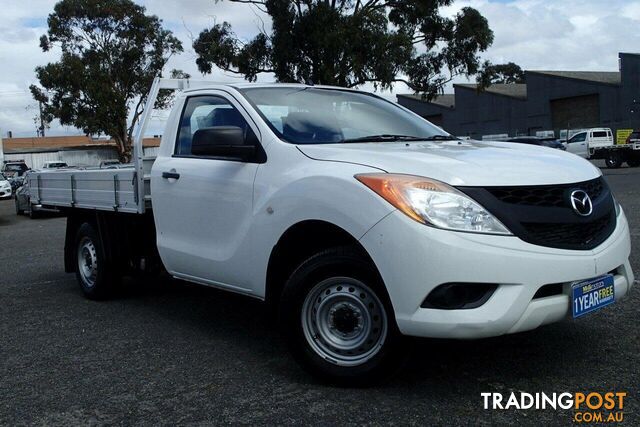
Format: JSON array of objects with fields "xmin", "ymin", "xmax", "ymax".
[{"xmin": 29, "ymin": 80, "xmax": 634, "ymax": 384}]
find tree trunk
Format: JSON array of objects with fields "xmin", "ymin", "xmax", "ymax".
[{"xmin": 114, "ymin": 134, "xmax": 132, "ymax": 163}]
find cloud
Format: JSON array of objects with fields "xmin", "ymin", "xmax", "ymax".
[
  {"xmin": 1, "ymin": 0, "xmax": 639, "ymax": 136},
  {"xmin": 450, "ymin": 0, "xmax": 640, "ymax": 71}
]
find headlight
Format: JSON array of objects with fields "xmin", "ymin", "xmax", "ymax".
[{"xmin": 356, "ymin": 174, "xmax": 512, "ymax": 235}]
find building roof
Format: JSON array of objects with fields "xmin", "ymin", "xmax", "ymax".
[
  {"xmin": 1, "ymin": 135, "xmax": 160, "ymax": 154},
  {"xmin": 397, "ymin": 93, "xmax": 456, "ymax": 108},
  {"xmin": 528, "ymin": 71, "xmax": 621, "ymax": 85},
  {"xmin": 455, "ymin": 83, "xmax": 528, "ymax": 99}
]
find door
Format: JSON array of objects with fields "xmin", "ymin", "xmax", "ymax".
[
  {"xmin": 566, "ymin": 132, "xmax": 588, "ymax": 158},
  {"xmin": 152, "ymin": 94, "xmax": 263, "ymax": 291}
]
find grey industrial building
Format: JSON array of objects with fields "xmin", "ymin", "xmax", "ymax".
[{"xmin": 397, "ymin": 52, "xmax": 640, "ymax": 140}]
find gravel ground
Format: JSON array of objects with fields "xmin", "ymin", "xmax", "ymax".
[{"xmin": 0, "ymin": 164, "xmax": 638, "ymax": 425}]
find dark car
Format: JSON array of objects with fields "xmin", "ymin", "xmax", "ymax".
[
  {"xmin": 9, "ymin": 175, "xmax": 25, "ymax": 192},
  {"xmin": 506, "ymin": 137, "xmax": 566, "ymax": 150},
  {"xmin": 14, "ymin": 177, "xmax": 59, "ymax": 219},
  {"xmin": 626, "ymin": 130, "xmax": 640, "ymax": 144},
  {"xmin": 14, "ymin": 184, "xmax": 31, "ymax": 216}
]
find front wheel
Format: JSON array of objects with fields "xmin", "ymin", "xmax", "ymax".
[
  {"xmin": 279, "ymin": 247, "xmax": 408, "ymax": 386},
  {"xmin": 74, "ymin": 222, "xmax": 120, "ymax": 300}
]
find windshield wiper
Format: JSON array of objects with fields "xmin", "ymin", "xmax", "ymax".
[
  {"xmin": 342, "ymin": 134, "xmax": 429, "ymax": 143},
  {"xmin": 342, "ymin": 134, "xmax": 458, "ymax": 143}
]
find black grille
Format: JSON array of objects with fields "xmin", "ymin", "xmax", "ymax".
[
  {"xmin": 458, "ymin": 177, "xmax": 616, "ymax": 250},
  {"xmin": 488, "ymin": 178, "xmax": 604, "ymax": 207},
  {"xmin": 522, "ymin": 212, "xmax": 615, "ymax": 249}
]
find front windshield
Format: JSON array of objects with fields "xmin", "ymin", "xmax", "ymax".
[{"xmin": 240, "ymin": 87, "xmax": 448, "ymax": 144}]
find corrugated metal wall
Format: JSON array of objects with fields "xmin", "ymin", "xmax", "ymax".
[
  {"xmin": 143, "ymin": 146, "xmax": 160, "ymax": 157},
  {"xmin": 4, "ymin": 147, "xmax": 159, "ymax": 169}
]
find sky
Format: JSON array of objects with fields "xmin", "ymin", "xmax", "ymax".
[{"xmin": 1, "ymin": 0, "xmax": 640, "ymax": 137}]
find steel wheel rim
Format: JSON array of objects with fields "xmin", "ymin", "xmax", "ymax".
[
  {"xmin": 302, "ymin": 277, "xmax": 388, "ymax": 367},
  {"xmin": 77, "ymin": 237, "xmax": 98, "ymax": 288}
]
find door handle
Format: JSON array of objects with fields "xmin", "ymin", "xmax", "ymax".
[{"xmin": 162, "ymin": 171, "xmax": 180, "ymax": 180}]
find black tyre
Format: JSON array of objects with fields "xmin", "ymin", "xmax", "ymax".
[
  {"xmin": 279, "ymin": 246, "xmax": 408, "ymax": 386},
  {"xmin": 74, "ymin": 222, "xmax": 120, "ymax": 300},
  {"xmin": 626, "ymin": 159, "xmax": 640, "ymax": 168},
  {"xmin": 605, "ymin": 151, "xmax": 623, "ymax": 169},
  {"xmin": 28, "ymin": 207, "xmax": 39, "ymax": 219}
]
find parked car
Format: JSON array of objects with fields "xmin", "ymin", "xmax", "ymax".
[
  {"xmin": 506, "ymin": 137, "xmax": 566, "ymax": 150},
  {"xmin": 14, "ymin": 184, "xmax": 30, "ymax": 215},
  {"xmin": 41, "ymin": 161, "xmax": 69, "ymax": 169},
  {"xmin": 542, "ymin": 138, "xmax": 567, "ymax": 150},
  {"xmin": 99, "ymin": 160, "xmax": 122, "ymax": 168},
  {"xmin": 1, "ymin": 160, "xmax": 29, "ymax": 178},
  {"xmin": 28, "ymin": 79, "xmax": 634, "ymax": 384},
  {"xmin": 9, "ymin": 175, "xmax": 25, "ymax": 192},
  {"xmin": 14, "ymin": 176, "xmax": 59, "ymax": 218},
  {"xmin": 626, "ymin": 130, "xmax": 640, "ymax": 144},
  {"xmin": 0, "ymin": 173, "xmax": 12, "ymax": 199}
]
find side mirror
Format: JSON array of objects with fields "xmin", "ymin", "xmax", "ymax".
[{"xmin": 191, "ymin": 126, "xmax": 256, "ymax": 160}]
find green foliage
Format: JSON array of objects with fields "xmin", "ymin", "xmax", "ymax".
[
  {"xmin": 477, "ymin": 61, "xmax": 526, "ymax": 88},
  {"xmin": 30, "ymin": 0, "xmax": 183, "ymax": 160},
  {"xmin": 194, "ymin": 0, "xmax": 494, "ymax": 99}
]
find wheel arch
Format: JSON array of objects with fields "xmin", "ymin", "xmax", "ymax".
[
  {"xmin": 64, "ymin": 209, "xmax": 159, "ymax": 275},
  {"xmin": 265, "ymin": 220, "xmax": 381, "ymax": 306}
]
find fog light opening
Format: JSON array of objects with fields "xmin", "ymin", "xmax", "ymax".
[{"xmin": 421, "ymin": 283, "xmax": 498, "ymax": 309}]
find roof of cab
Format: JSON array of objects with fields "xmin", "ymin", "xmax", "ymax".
[{"xmin": 182, "ymin": 82, "xmax": 361, "ymax": 93}]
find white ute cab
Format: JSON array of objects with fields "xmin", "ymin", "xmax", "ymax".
[
  {"xmin": 566, "ymin": 128, "xmax": 614, "ymax": 159},
  {"xmin": 29, "ymin": 80, "xmax": 634, "ymax": 385}
]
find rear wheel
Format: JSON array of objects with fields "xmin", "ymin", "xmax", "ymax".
[
  {"xmin": 605, "ymin": 151, "xmax": 623, "ymax": 169},
  {"xmin": 74, "ymin": 222, "xmax": 120, "ymax": 300},
  {"xmin": 279, "ymin": 247, "xmax": 408, "ymax": 386},
  {"xmin": 626, "ymin": 159, "xmax": 640, "ymax": 167}
]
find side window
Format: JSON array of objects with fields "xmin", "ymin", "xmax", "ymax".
[
  {"xmin": 176, "ymin": 95, "xmax": 254, "ymax": 156},
  {"xmin": 569, "ymin": 133, "xmax": 586, "ymax": 143}
]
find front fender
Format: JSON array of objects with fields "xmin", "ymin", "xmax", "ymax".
[{"xmin": 247, "ymin": 145, "xmax": 395, "ymax": 295}]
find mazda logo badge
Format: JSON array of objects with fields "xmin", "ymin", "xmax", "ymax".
[{"xmin": 570, "ymin": 190, "xmax": 593, "ymax": 216}]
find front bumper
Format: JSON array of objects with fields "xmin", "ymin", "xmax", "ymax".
[
  {"xmin": 0, "ymin": 189, "xmax": 12, "ymax": 199},
  {"xmin": 359, "ymin": 209, "xmax": 634, "ymax": 339}
]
